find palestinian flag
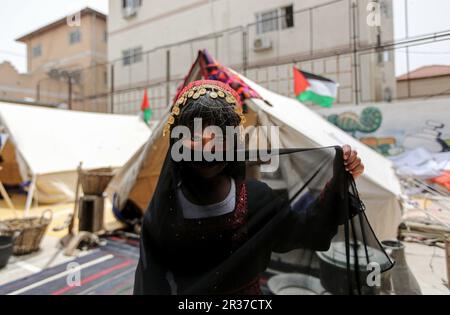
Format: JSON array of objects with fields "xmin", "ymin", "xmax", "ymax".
[
  {"xmin": 141, "ymin": 89, "xmax": 152, "ymax": 125},
  {"xmin": 293, "ymin": 67, "xmax": 339, "ymax": 108}
]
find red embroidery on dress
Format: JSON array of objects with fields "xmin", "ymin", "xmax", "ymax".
[
  {"xmin": 230, "ymin": 183, "xmax": 248, "ymax": 245},
  {"xmin": 231, "ymin": 183, "xmax": 247, "ymax": 228}
]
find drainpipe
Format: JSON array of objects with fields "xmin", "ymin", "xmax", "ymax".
[{"xmin": 351, "ymin": 0, "xmax": 360, "ymax": 105}]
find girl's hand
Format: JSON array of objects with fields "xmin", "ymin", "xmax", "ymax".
[{"xmin": 342, "ymin": 145, "xmax": 364, "ymax": 179}]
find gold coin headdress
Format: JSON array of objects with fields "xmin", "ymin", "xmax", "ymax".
[{"xmin": 163, "ymin": 80, "xmax": 246, "ymax": 137}]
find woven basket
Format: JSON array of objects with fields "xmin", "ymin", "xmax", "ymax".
[
  {"xmin": 79, "ymin": 168, "xmax": 114, "ymax": 196},
  {"xmin": 0, "ymin": 210, "xmax": 53, "ymax": 255}
]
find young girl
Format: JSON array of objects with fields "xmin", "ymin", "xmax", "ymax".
[{"xmin": 134, "ymin": 80, "xmax": 365, "ymax": 295}]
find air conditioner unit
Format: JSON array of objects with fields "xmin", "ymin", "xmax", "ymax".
[
  {"xmin": 253, "ymin": 37, "xmax": 273, "ymax": 52},
  {"xmin": 122, "ymin": 6, "xmax": 137, "ymax": 19}
]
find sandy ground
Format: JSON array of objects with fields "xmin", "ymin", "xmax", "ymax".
[{"xmin": 404, "ymin": 242, "xmax": 449, "ymax": 295}]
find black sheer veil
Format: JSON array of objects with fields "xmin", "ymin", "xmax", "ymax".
[
  {"xmin": 134, "ymin": 145, "xmax": 394, "ymax": 295},
  {"xmin": 259, "ymin": 147, "xmax": 394, "ymax": 295}
]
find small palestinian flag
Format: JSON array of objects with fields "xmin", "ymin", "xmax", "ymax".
[
  {"xmin": 141, "ymin": 89, "xmax": 152, "ymax": 125},
  {"xmin": 293, "ymin": 67, "xmax": 339, "ymax": 108}
]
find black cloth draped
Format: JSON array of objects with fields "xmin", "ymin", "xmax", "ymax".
[{"xmin": 134, "ymin": 147, "xmax": 393, "ymax": 295}]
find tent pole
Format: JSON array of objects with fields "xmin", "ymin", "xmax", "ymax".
[{"xmin": 24, "ymin": 175, "xmax": 37, "ymax": 217}]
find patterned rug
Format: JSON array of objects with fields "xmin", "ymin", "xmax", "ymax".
[
  {"xmin": 0, "ymin": 235, "xmax": 281, "ymax": 295},
  {"xmin": 0, "ymin": 237, "xmax": 139, "ymax": 295}
]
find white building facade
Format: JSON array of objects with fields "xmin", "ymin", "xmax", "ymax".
[{"xmin": 108, "ymin": 0, "xmax": 396, "ymax": 116}]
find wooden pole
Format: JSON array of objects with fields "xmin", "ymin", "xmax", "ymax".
[
  {"xmin": 68, "ymin": 76, "xmax": 73, "ymax": 110},
  {"xmin": 68, "ymin": 162, "xmax": 83, "ymax": 235}
]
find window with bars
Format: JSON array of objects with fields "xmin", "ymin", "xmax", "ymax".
[
  {"xmin": 256, "ymin": 4, "xmax": 294, "ymax": 34},
  {"xmin": 122, "ymin": 0, "xmax": 142, "ymax": 9},
  {"xmin": 69, "ymin": 29, "xmax": 81, "ymax": 45},
  {"xmin": 122, "ymin": 47, "xmax": 143, "ymax": 66},
  {"xmin": 122, "ymin": 0, "xmax": 142, "ymax": 18},
  {"xmin": 32, "ymin": 44, "xmax": 42, "ymax": 58}
]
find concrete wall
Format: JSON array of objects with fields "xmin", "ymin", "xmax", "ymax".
[
  {"xmin": 108, "ymin": 0, "xmax": 396, "ymax": 115},
  {"xmin": 0, "ymin": 62, "xmax": 34, "ymax": 101},
  {"xmin": 397, "ymin": 76, "xmax": 450, "ymax": 99}
]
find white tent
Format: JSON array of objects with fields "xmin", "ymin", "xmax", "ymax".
[
  {"xmin": 0, "ymin": 102, "xmax": 152, "ymax": 212},
  {"xmin": 108, "ymin": 64, "xmax": 402, "ymax": 240}
]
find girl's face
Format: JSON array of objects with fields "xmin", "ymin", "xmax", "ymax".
[{"xmin": 182, "ymin": 127, "xmax": 228, "ymax": 179}]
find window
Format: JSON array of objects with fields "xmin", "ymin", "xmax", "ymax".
[
  {"xmin": 32, "ymin": 44, "xmax": 42, "ymax": 58},
  {"xmin": 256, "ymin": 9, "xmax": 279, "ymax": 34},
  {"xmin": 123, "ymin": 50, "xmax": 131, "ymax": 66},
  {"xmin": 122, "ymin": 47, "xmax": 143, "ymax": 66},
  {"xmin": 122, "ymin": 0, "xmax": 142, "ymax": 18},
  {"xmin": 256, "ymin": 4, "xmax": 294, "ymax": 34},
  {"xmin": 104, "ymin": 31, "xmax": 108, "ymax": 42},
  {"xmin": 122, "ymin": 0, "xmax": 141, "ymax": 9},
  {"xmin": 69, "ymin": 29, "xmax": 81, "ymax": 44},
  {"xmin": 281, "ymin": 5, "xmax": 294, "ymax": 29}
]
